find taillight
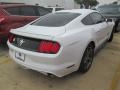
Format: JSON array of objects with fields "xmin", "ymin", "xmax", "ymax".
[
  {"xmin": 9, "ymin": 34, "xmax": 15, "ymax": 43},
  {"xmin": 0, "ymin": 18, "xmax": 5, "ymax": 23},
  {"xmin": 38, "ymin": 40, "xmax": 60, "ymax": 54}
]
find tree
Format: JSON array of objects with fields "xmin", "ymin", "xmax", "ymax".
[
  {"xmin": 74, "ymin": 0, "xmax": 99, "ymax": 9},
  {"xmin": 112, "ymin": 1, "xmax": 118, "ymax": 4}
]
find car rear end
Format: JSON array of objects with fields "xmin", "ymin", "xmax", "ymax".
[
  {"xmin": 0, "ymin": 7, "xmax": 10, "ymax": 43},
  {"xmin": 0, "ymin": 5, "xmax": 39, "ymax": 43},
  {"xmin": 0, "ymin": 5, "xmax": 22, "ymax": 43},
  {"xmin": 7, "ymin": 26, "xmax": 78, "ymax": 77},
  {"xmin": 8, "ymin": 33, "xmax": 62, "ymax": 77},
  {"xmin": 7, "ymin": 12, "xmax": 81, "ymax": 77}
]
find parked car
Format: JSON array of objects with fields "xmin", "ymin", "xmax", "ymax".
[
  {"xmin": 8, "ymin": 9, "xmax": 114, "ymax": 77},
  {"xmin": 97, "ymin": 4, "xmax": 120, "ymax": 32},
  {"xmin": 0, "ymin": 4, "xmax": 51, "ymax": 43},
  {"xmin": 46, "ymin": 6, "xmax": 64, "ymax": 13}
]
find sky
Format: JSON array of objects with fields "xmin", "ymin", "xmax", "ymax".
[{"xmin": 98, "ymin": 0, "xmax": 117, "ymax": 4}]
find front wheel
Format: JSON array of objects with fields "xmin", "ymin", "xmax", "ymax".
[{"xmin": 79, "ymin": 43, "xmax": 95, "ymax": 73}]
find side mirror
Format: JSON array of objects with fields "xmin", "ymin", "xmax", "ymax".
[{"xmin": 106, "ymin": 19, "xmax": 112, "ymax": 22}]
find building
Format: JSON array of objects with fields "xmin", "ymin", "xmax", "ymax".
[
  {"xmin": 118, "ymin": 0, "xmax": 120, "ymax": 4},
  {"xmin": 0, "ymin": 0, "xmax": 80, "ymax": 9}
]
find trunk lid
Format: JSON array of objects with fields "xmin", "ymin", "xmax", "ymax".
[{"xmin": 11, "ymin": 25, "xmax": 66, "ymax": 40}]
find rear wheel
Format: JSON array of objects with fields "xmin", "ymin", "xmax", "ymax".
[
  {"xmin": 79, "ymin": 43, "xmax": 95, "ymax": 73},
  {"xmin": 114, "ymin": 20, "xmax": 120, "ymax": 33}
]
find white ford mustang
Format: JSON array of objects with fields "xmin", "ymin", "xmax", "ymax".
[{"xmin": 8, "ymin": 9, "xmax": 114, "ymax": 77}]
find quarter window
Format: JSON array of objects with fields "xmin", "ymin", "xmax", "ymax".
[
  {"xmin": 82, "ymin": 15, "xmax": 94, "ymax": 25},
  {"xmin": 90, "ymin": 13, "xmax": 105, "ymax": 24},
  {"xmin": 82, "ymin": 12, "xmax": 105, "ymax": 25}
]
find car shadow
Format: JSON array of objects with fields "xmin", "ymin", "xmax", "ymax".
[
  {"xmin": 95, "ymin": 41, "xmax": 107, "ymax": 56},
  {"xmin": 0, "ymin": 43, "xmax": 8, "ymax": 49}
]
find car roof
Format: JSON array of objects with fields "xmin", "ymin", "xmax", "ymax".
[
  {"xmin": 0, "ymin": 4, "xmax": 38, "ymax": 8},
  {"xmin": 57, "ymin": 9, "xmax": 97, "ymax": 15}
]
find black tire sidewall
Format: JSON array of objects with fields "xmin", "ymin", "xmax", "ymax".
[{"xmin": 79, "ymin": 43, "xmax": 94, "ymax": 73}]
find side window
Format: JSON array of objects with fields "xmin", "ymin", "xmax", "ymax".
[
  {"xmin": 90, "ymin": 13, "xmax": 105, "ymax": 24},
  {"xmin": 20, "ymin": 6, "xmax": 36, "ymax": 16},
  {"xmin": 82, "ymin": 15, "xmax": 94, "ymax": 25},
  {"xmin": 5, "ymin": 7, "xmax": 20, "ymax": 15},
  {"xmin": 55, "ymin": 8, "xmax": 64, "ymax": 11},
  {"xmin": 46, "ymin": 8, "xmax": 52, "ymax": 12},
  {"xmin": 37, "ymin": 7, "xmax": 51, "ymax": 16}
]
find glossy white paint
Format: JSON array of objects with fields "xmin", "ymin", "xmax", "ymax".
[{"xmin": 8, "ymin": 9, "xmax": 114, "ymax": 77}]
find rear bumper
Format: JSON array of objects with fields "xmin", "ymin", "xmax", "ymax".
[{"xmin": 7, "ymin": 41, "xmax": 78, "ymax": 77}]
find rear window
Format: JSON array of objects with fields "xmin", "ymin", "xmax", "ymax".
[
  {"xmin": 5, "ymin": 7, "xmax": 20, "ymax": 15},
  {"xmin": 82, "ymin": 15, "xmax": 94, "ymax": 25},
  {"xmin": 20, "ymin": 6, "xmax": 36, "ymax": 16},
  {"xmin": 32, "ymin": 12, "xmax": 80, "ymax": 27}
]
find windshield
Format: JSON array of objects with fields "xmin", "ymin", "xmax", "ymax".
[
  {"xmin": 97, "ymin": 5, "xmax": 120, "ymax": 14},
  {"xmin": 32, "ymin": 12, "xmax": 80, "ymax": 27}
]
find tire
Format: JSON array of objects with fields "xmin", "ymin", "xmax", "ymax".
[
  {"xmin": 115, "ymin": 24, "xmax": 120, "ymax": 32},
  {"xmin": 114, "ymin": 20, "xmax": 120, "ymax": 33},
  {"xmin": 79, "ymin": 43, "xmax": 95, "ymax": 73},
  {"xmin": 108, "ymin": 29, "xmax": 114, "ymax": 42}
]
